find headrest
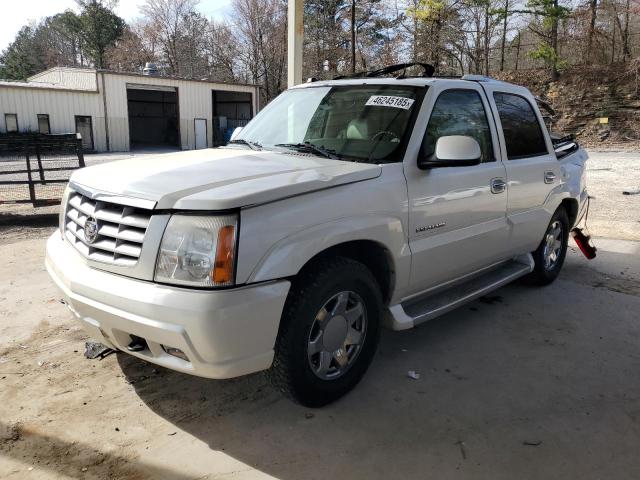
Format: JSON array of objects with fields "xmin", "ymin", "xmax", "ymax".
[{"xmin": 346, "ymin": 119, "xmax": 369, "ymax": 140}]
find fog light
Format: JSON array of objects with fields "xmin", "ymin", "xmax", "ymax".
[{"xmin": 163, "ymin": 346, "xmax": 189, "ymax": 362}]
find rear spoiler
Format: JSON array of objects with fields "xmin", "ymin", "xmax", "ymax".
[{"xmin": 552, "ymin": 134, "xmax": 579, "ymax": 159}]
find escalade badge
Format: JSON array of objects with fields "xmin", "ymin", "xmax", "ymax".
[
  {"xmin": 416, "ymin": 222, "xmax": 446, "ymax": 233},
  {"xmin": 84, "ymin": 217, "xmax": 99, "ymax": 244}
]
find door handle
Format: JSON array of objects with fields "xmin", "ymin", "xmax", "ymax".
[
  {"xmin": 490, "ymin": 178, "xmax": 507, "ymax": 194},
  {"xmin": 544, "ymin": 171, "xmax": 557, "ymax": 184}
]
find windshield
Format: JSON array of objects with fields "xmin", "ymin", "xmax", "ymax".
[{"xmin": 234, "ymin": 85, "xmax": 425, "ymax": 163}]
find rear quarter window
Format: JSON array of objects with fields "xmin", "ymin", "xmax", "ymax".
[{"xmin": 493, "ymin": 92, "xmax": 548, "ymax": 159}]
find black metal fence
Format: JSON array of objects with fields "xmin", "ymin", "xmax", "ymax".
[{"xmin": 0, "ymin": 134, "xmax": 85, "ymax": 207}]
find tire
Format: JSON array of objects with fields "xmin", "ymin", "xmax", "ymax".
[
  {"xmin": 269, "ymin": 256, "xmax": 382, "ymax": 407},
  {"xmin": 526, "ymin": 207, "xmax": 570, "ymax": 286}
]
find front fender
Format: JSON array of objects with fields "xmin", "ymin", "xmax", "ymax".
[{"xmin": 246, "ymin": 214, "xmax": 410, "ymax": 296}]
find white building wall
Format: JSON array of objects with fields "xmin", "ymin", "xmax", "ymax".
[
  {"xmin": 102, "ymin": 72, "xmax": 259, "ymax": 151},
  {"xmin": 1, "ymin": 68, "xmax": 259, "ymax": 152},
  {"xmin": 0, "ymin": 84, "xmax": 106, "ymax": 151}
]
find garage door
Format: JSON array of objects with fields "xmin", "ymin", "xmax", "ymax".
[
  {"xmin": 127, "ymin": 84, "xmax": 179, "ymax": 150},
  {"xmin": 212, "ymin": 91, "xmax": 253, "ymax": 146}
]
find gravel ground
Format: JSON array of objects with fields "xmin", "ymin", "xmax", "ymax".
[{"xmin": 585, "ymin": 151, "xmax": 640, "ymax": 241}]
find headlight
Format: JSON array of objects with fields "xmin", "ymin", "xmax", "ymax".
[
  {"xmin": 154, "ymin": 214, "xmax": 238, "ymax": 288},
  {"xmin": 59, "ymin": 185, "xmax": 71, "ymax": 237}
]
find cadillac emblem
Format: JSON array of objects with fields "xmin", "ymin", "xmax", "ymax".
[{"xmin": 84, "ymin": 217, "xmax": 99, "ymax": 244}]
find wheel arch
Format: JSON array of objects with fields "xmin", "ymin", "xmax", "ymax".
[
  {"xmin": 294, "ymin": 240, "xmax": 396, "ymax": 306},
  {"xmin": 560, "ymin": 197, "xmax": 579, "ymax": 228}
]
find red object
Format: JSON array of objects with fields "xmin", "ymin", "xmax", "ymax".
[{"xmin": 571, "ymin": 228, "xmax": 597, "ymax": 259}]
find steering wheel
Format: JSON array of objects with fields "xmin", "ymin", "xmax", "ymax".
[{"xmin": 371, "ymin": 130, "xmax": 400, "ymax": 143}]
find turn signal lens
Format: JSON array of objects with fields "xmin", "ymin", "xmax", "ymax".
[{"xmin": 212, "ymin": 225, "xmax": 236, "ymax": 284}]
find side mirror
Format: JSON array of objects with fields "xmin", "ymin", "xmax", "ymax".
[
  {"xmin": 230, "ymin": 127, "xmax": 243, "ymax": 141},
  {"xmin": 418, "ymin": 135, "xmax": 482, "ymax": 169}
]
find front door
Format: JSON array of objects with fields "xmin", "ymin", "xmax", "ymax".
[
  {"xmin": 405, "ymin": 85, "xmax": 509, "ymax": 295},
  {"xmin": 75, "ymin": 116, "xmax": 94, "ymax": 152},
  {"xmin": 195, "ymin": 118, "xmax": 207, "ymax": 149}
]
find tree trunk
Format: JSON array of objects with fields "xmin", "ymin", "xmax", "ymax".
[
  {"xmin": 475, "ymin": 17, "xmax": 482, "ymax": 73},
  {"xmin": 484, "ymin": 3, "xmax": 490, "ymax": 75},
  {"xmin": 351, "ymin": 0, "xmax": 356, "ymax": 73},
  {"xmin": 500, "ymin": 0, "xmax": 509, "ymax": 71},
  {"xmin": 551, "ymin": 0, "xmax": 559, "ymax": 80},
  {"xmin": 413, "ymin": 0, "xmax": 418, "ymax": 62},
  {"xmin": 515, "ymin": 31, "xmax": 521, "ymax": 70},
  {"xmin": 622, "ymin": 0, "xmax": 631, "ymax": 61},
  {"xmin": 586, "ymin": 0, "xmax": 597, "ymax": 63},
  {"xmin": 611, "ymin": 11, "xmax": 616, "ymax": 64}
]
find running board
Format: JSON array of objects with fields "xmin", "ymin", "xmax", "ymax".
[{"xmin": 386, "ymin": 254, "xmax": 534, "ymax": 331}]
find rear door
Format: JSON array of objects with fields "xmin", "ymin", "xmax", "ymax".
[
  {"xmin": 482, "ymin": 86, "xmax": 560, "ymax": 254},
  {"xmin": 405, "ymin": 83, "xmax": 509, "ymax": 295}
]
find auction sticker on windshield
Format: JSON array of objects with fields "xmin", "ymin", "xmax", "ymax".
[{"xmin": 365, "ymin": 95, "xmax": 415, "ymax": 110}]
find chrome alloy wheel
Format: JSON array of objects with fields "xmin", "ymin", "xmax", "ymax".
[
  {"xmin": 543, "ymin": 220, "xmax": 563, "ymax": 270},
  {"xmin": 307, "ymin": 291, "xmax": 367, "ymax": 380}
]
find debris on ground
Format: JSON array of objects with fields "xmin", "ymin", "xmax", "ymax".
[
  {"xmin": 407, "ymin": 370, "xmax": 420, "ymax": 380},
  {"xmin": 523, "ymin": 440, "xmax": 543, "ymax": 446},
  {"xmin": 84, "ymin": 341, "xmax": 115, "ymax": 360},
  {"xmin": 455, "ymin": 440, "xmax": 467, "ymax": 460},
  {"xmin": 1, "ymin": 422, "xmax": 23, "ymax": 443}
]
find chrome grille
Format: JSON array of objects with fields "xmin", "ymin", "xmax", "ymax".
[{"xmin": 64, "ymin": 191, "xmax": 152, "ymax": 267}]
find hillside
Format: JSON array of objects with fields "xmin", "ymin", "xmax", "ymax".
[{"xmin": 495, "ymin": 64, "xmax": 640, "ymax": 150}]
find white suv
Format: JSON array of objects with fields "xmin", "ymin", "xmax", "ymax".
[{"xmin": 46, "ymin": 67, "xmax": 589, "ymax": 406}]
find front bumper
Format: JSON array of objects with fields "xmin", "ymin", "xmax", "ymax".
[{"xmin": 45, "ymin": 233, "xmax": 290, "ymax": 379}]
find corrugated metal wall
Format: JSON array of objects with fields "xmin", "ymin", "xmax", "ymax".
[
  {"xmin": 0, "ymin": 85, "xmax": 106, "ymax": 151},
  {"xmin": 102, "ymin": 73, "xmax": 259, "ymax": 151},
  {"xmin": 1, "ymin": 68, "xmax": 259, "ymax": 152}
]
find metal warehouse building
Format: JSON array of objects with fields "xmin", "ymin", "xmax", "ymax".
[{"xmin": 0, "ymin": 67, "xmax": 259, "ymax": 152}]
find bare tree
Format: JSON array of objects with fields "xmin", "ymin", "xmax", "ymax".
[{"xmin": 139, "ymin": 0, "xmax": 199, "ymax": 75}]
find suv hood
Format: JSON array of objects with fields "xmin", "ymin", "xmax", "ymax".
[{"xmin": 71, "ymin": 148, "xmax": 381, "ymax": 210}]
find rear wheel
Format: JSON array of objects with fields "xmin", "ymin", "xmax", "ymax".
[
  {"xmin": 269, "ymin": 257, "xmax": 382, "ymax": 407},
  {"xmin": 527, "ymin": 207, "xmax": 569, "ymax": 285}
]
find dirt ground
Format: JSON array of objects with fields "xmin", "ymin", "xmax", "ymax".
[{"xmin": 0, "ymin": 150, "xmax": 639, "ymax": 479}]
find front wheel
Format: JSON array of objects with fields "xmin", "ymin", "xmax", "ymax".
[
  {"xmin": 269, "ymin": 257, "xmax": 382, "ymax": 407},
  {"xmin": 526, "ymin": 207, "xmax": 569, "ymax": 285}
]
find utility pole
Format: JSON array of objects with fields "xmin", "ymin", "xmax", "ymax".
[{"xmin": 288, "ymin": 0, "xmax": 303, "ymax": 87}]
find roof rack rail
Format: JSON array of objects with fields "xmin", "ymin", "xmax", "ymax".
[
  {"xmin": 334, "ymin": 62, "xmax": 435, "ymax": 80},
  {"xmin": 461, "ymin": 74, "xmax": 504, "ymax": 83}
]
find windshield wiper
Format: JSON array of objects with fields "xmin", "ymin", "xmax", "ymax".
[
  {"xmin": 274, "ymin": 142, "xmax": 340, "ymax": 160},
  {"xmin": 228, "ymin": 139, "xmax": 263, "ymax": 151}
]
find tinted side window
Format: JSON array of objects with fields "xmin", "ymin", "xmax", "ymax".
[
  {"xmin": 493, "ymin": 93, "xmax": 548, "ymax": 159},
  {"xmin": 424, "ymin": 89, "xmax": 494, "ymax": 163}
]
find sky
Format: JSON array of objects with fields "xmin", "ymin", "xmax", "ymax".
[{"xmin": 0, "ymin": 0, "xmax": 234, "ymax": 52}]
